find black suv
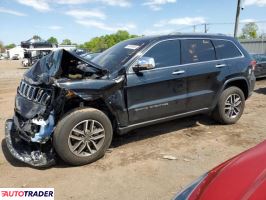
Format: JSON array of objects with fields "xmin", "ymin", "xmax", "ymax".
[{"xmin": 5, "ymin": 34, "xmax": 255, "ymax": 167}]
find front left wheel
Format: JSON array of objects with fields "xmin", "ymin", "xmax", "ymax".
[{"xmin": 53, "ymin": 108, "xmax": 113, "ymax": 166}]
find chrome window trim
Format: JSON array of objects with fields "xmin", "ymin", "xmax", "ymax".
[{"xmin": 126, "ymin": 37, "xmax": 244, "ymax": 74}]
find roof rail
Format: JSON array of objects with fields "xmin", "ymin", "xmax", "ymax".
[{"xmin": 168, "ymin": 32, "xmax": 228, "ymax": 36}]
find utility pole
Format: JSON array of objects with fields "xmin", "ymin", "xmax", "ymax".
[
  {"xmin": 204, "ymin": 24, "xmax": 208, "ymax": 33},
  {"xmin": 234, "ymin": 0, "xmax": 242, "ymax": 38},
  {"xmin": 193, "ymin": 25, "xmax": 196, "ymax": 33}
]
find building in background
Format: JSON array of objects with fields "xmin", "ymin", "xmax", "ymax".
[
  {"xmin": 6, "ymin": 46, "xmax": 24, "ymax": 59},
  {"xmin": 6, "ymin": 44, "xmax": 77, "ymax": 61}
]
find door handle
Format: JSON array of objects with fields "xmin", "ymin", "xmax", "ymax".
[
  {"xmin": 216, "ymin": 64, "xmax": 227, "ymax": 68},
  {"xmin": 172, "ymin": 70, "xmax": 185, "ymax": 75}
]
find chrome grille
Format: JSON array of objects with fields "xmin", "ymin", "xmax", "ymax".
[{"xmin": 18, "ymin": 81, "xmax": 51, "ymax": 105}]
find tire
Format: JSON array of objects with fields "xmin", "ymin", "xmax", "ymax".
[
  {"xmin": 212, "ymin": 86, "xmax": 245, "ymax": 124},
  {"xmin": 53, "ymin": 108, "xmax": 113, "ymax": 166}
]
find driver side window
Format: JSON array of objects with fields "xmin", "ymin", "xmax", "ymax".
[{"xmin": 143, "ymin": 40, "xmax": 180, "ymax": 68}]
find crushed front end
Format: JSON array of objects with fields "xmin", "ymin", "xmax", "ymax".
[
  {"xmin": 5, "ymin": 49, "xmax": 110, "ymax": 167},
  {"xmin": 5, "ymin": 80, "xmax": 59, "ymax": 167}
]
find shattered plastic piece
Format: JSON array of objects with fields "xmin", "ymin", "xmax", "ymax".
[
  {"xmin": 31, "ymin": 112, "xmax": 54, "ymax": 143},
  {"xmin": 5, "ymin": 119, "xmax": 55, "ymax": 167},
  {"xmin": 31, "ymin": 151, "xmax": 44, "ymax": 162},
  {"xmin": 163, "ymin": 155, "xmax": 177, "ymax": 160}
]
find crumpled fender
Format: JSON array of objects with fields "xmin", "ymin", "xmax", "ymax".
[
  {"xmin": 5, "ymin": 119, "xmax": 56, "ymax": 168},
  {"xmin": 55, "ymin": 76, "xmax": 125, "ymax": 101}
]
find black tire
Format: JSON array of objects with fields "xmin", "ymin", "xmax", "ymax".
[
  {"xmin": 212, "ymin": 86, "xmax": 245, "ymax": 124},
  {"xmin": 53, "ymin": 108, "xmax": 113, "ymax": 166}
]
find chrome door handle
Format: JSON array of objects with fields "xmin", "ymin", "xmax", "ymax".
[
  {"xmin": 216, "ymin": 64, "xmax": 227, "ymax": 68},
  {"xmin": 172, "ymin": 70, "xmax": 185, "ymax": 75}
]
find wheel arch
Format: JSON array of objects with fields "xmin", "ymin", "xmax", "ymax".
[
  {"xmin": 63, "ymin": 96, "xmax": 119, "ymax": 132},
  {"xmin": 223, "ymin": 78, "xmax": 249, "ymax": 99},
  {"xmin": 211, "ymin": 77, "xmax": 249, "ymax": 110}
]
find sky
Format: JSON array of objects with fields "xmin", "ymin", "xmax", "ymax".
[{"xmin": 0, "ymin": 0, "xmax": 266, "ymax": 45}]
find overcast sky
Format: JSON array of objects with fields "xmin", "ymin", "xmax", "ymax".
[{"xmin": 0, "ymin": 0, "xmax": 266, "ymax": 45}]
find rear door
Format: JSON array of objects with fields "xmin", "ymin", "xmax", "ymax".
[
  {"xmin": 126, "ymin": 39, "xmax": 188, "ymax": 124},
  {"xmin": 181, "ymin": 39, "xmax": 229, "ymax": 111}
]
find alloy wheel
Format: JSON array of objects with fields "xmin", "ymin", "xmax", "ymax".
[
  {"xmin": 68, "ymin": 120, "xmax": 105, "ymax": 157},
  {"xmin": 224, "ymin": 94, "xmax": 242, "ymax": 119}
]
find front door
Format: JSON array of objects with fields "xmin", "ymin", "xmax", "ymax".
[{"xmin": 126, "ymin": 39, "xmax": 188, "ymax": 124}]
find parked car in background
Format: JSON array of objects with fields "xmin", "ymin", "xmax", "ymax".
[
  {"xmin": 11, "ymin": 54, "xmax": 19, "ymax": 60},
  {"xmin": 5, "ymin": 34, "xmax": 255, "ymax": 167},
  {"xmin": 21, "ymin": 37, "xmax": 56, "ymax": 49},
  {"xmin": 73, "ymin": 49, "xmax": 87, "ymax": 56},
  {"xmin": 0, "ymin": 53, "xmax": 8, "ymax": 60},
  {"xmin": 173, "ymin": 140, "xmax": 266, "ymax": 200},
  {"xmin": 250, "ymin": 53, "xmax": 266, "ymax": 78},
  {"xmin": 80, "ymin": 52, "xmax": 100, "ymax": 61}
]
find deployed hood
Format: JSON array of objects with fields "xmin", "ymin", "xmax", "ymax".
[{"xmin": 23, "ymin": 49, "xmax": 108, "ymax": 85}]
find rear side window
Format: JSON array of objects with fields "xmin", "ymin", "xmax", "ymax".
[
  {"xmin": 143, "ymin": 40, "xmax": 180, "ymax": 68},
  {"xmin": 181, "ymin": 39, "xmax": 215, "ymax": 64},
  {"xmin": 212, "ymin": 40, "xmax": 242, "ymax": 59}
]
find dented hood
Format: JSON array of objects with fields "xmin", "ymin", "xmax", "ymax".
[{"xmin": 23, "ymin": 49, "xmax": 107, "ymax": 85}]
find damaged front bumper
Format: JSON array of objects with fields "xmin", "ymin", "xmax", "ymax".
[{"xmin": 5, "ymin": 119, "xmax": 56, "ymax": 167}]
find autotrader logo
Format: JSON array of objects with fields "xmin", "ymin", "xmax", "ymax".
[{"xmin": 0, "ymin": 188, "xmax": 54, "ymax": 200}]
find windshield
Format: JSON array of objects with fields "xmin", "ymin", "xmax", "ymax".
[{"xmin": 91, "ymin": 38, "xmax": 150, "ymax": 72}]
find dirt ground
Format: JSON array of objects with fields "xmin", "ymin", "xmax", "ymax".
[{"xmin": 0, "ymin": 60, "xmax": 266, "ymax": 200}]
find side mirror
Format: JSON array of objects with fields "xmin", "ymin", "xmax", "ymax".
[{"xmin": 133, "ymin": 57, "xmax": 155, "ymax": 72}]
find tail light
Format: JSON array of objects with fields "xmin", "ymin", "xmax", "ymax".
[{"xmin": 250, "ymin": 60, "xmax": 257, "ymax": 71}]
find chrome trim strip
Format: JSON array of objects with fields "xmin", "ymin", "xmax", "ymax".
[
  {"xmin": 18, "ymin": 81, "xmax": 51, "ymax": 105},
  {"xmin": 172, "ymin": 70, "xmax": 185, "ymax": 75}
]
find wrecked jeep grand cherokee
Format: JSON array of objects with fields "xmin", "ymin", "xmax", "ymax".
[{"xmin": 5, "ymin": 34, "xmax": 255, "ymax": 167}]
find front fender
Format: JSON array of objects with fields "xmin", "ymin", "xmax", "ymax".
[
  {"xmin": 55, "ymin": 76, "xmax": 124, "ymax": 100},
  {"xmin": 55, "ymin": 76, "xmax": 129, "ymax": 127}
]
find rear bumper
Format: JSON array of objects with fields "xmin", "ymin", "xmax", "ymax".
[{"xmin": 4, "ymin": 119, "xmax": 55, "ymax": 167}]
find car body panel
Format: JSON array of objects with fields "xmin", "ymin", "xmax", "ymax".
[
  {"xmin": 185, "ymin": 60, "xmax": 228, "ymax": 111},
  {"xmin": 126, "ymin": 65, "xmax": 188, "ymax": 124},
  {"xmin": 255, "ymin": 62, "xmax": 266, "ymax": 78},
  {"xmin": 250, "ymin": 54, "xmax": 266, "ymax": 78},
  {"xmin": 174, "ymin": 140, "xmax": 266, "ymax": 200}
]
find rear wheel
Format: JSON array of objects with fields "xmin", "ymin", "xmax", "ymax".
[
  {"xmin": 53, "ymin": 108, "xmax": 113, "ymax": 166},
  {"xmin": 212, "ymin": 86, "xmax": 245, "ymax": 124}
]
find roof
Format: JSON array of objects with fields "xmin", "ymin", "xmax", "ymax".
[{"xmin": 134, "ymin": 33, "xmax": 235, "ymax": 42}]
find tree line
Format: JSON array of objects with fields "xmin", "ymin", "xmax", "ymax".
[
  {"xmin": 238, "ymin": 22, "xmax": 265, "ymax": 39},
  {"xmin": 78, "ymin": 30, "xmax": 138, "ymax": 52},
  {"xmin": 1, "ymin": 23, "xmax": 265, "ymax": 54}
]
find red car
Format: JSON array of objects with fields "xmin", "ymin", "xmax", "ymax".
[{"xmin": 173, "ymin": 140, "xmax": 266, "ymax": 200}]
